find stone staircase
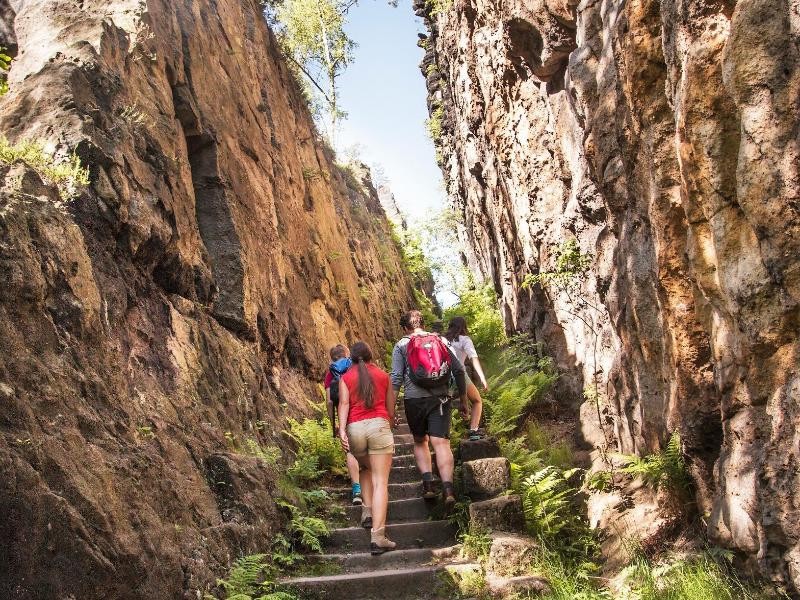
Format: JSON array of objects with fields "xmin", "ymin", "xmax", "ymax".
[{"xmin": 279, "ymin": 407, "xmax": 468, "ymax": 599}]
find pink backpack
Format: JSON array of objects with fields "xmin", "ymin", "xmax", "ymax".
[{"xmin": 405, "ymin": 334, "xmax": 452, "ymax": 389}]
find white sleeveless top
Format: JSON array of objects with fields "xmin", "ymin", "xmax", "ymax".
[{"xmin": 450, "ymin": 335, "xmax": 478, "ymax": 365}]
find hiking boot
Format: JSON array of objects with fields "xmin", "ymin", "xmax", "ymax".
[
  {"xmin": 422, "ymin": 479, "xmax": 438, "ymax": 500},
  {"xmin": 443, "ymin": 483, "xmax": 457, "ymax": 512},
  {"xmin": 361, "ymin": 506, "xmax": 373, "ymax": 529},
  {"xmin": 370, "ymin": 527, "xmax": 397, "ymax": 555}
]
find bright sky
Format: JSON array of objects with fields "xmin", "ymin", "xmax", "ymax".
[{"xmin": 337, "ymin": 0, "xmax": 445, "ymax": 221}]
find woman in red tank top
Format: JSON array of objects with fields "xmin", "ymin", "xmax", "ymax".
[{"xmin": 338, "ymin": 341, "xmax": 397, "ymax": 554}]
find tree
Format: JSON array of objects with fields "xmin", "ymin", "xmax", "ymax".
[{"xmin": 273, "ymin": 0, "xmax": 356, "ymax": 144}]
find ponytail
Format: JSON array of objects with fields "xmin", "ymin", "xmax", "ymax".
[{"xmin": 350, "ymin": 341, "xmax": 375, "ymax": 408}]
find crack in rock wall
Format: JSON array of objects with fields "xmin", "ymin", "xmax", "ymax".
[
  {"xmin": 0, "ymin": 0, "xmax": 418, "ymax": 597},
  {"xmin": 418, "ymin": 0, "xmax": 800, "ymax": 589}
]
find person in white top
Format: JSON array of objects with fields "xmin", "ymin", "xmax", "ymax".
[{"xmin": 444, "ymin": 316, "xmax": 487, "ymax": 440}]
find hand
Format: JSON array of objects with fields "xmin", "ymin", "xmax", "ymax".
[{"xmin": 338, "ymin": 429, "xmax": 350, "ymax": 452}]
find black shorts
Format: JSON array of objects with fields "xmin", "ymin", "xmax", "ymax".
[{"xmin": 404, "ymin": 396, "xmax": 452, "ymax": 440}]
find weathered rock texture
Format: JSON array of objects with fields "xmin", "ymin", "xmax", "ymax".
[
  {"xmin": 0, "ymin": 1, "xmax": 418, "ymax": 598},
  {"xmin": 418, "ymin": 0, "xmax": 800, "ymax": 589}
]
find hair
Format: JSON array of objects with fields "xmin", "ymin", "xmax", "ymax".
[
  {"xmin": 445, "ymin": 316, "xmax": 468, "ymax": 342},
  {"xmin": 330, "ymin": 344, "xmax": 348, "ymax": 361},
  {"xmin": 430, "ymin": 321, "xmax": 444, "ymax": 334},
  {"xmin": 401, "ymin": 310, "xmax": 423, "ymax": 331},
  {"xmin": 350, "ymin": 341, "xmax": 375, "ymax": 408}
]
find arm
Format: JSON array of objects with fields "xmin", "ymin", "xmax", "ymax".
[
  {"xmin": 326, "ymin": 386, "xmax": 336, "ymax": 438},
  {"xmin": 448, "ymin": 346, "xmax": 467, "ymax": 399},
  {"xmin": 390, "ymin": 343, "xmax": 405, "ymax": 393},
  {"xmin": 471, "ymin": 357, "xmax": 489, "ymax": 390},
  {"xmin": 337, "ymin": 379, "xmax": 351, "ymax": 452},
  {"xmin": 386, "ymin": 384, "xmax": 396, "ymax": 429}
]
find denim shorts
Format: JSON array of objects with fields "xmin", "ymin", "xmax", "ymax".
[{"xmin": 347, "ymin": 417, "xmax": 394, "ymax": 456}]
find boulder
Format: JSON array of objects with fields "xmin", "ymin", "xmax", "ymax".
[
  {"xmin": 469, "ymin": 495, "xmax": 525, "ymax": 533},
  {"xmin": 463, "ymin": 457, "xmax": 511, "ymax": 500},
  {"xmin": 487, "ymin": 533, "xmax": 537, "ymax": 577},
  {"xmin": 487, "ymin": 574, "xmax": 551, "ymax": 597},
  {"xmin": 459, "ymin": 437, "xmax": 501, "ymax": 462}
]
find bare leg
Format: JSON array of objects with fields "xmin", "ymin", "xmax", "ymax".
[
  {"xmin": 368, "ymin": 453, "xmax": 393, "ymax": 531},
  {"xmin": 413, "ymin": 435, "xmax": 432, "ymax": 475},
  {"xmin": 346, "ymin": 452, "xmax": 361, "ymax": 485},
  {"xmin": 429, "ymin": 436, "xmax": 454, "ymax": 484},
  {"xmin": 357, "ymin": 456, "xmax": 373, "ymax": 509},
  {"xmin": 466, "ymin": 381, "xmax": 483, "ymax": 431}
]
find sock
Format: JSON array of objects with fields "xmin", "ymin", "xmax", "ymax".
[
  {"xmin": 421, "ymin": 472, "xmax": 434, "ymax": 482},
  {"xmin": 443, "ymin": 481, "xmax": 454, "ymax": 492},
  {"xmin": 352, "ymin": 482, "xmax": 361, "ymax": 495}
]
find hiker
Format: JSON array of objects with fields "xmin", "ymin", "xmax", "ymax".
[
  {"xmin": 324, "ymin": 344, "xmax": 363, "ymax": 506},
  {"xmin": 337, "ymin": 341, "xmax": 397, "ymax": 555},
  {"xmin": 391, "ymin": 310, "xmax": 467, "ymax": 509},
  {"xmin": 444, "ymin": 316, "xmax": 486, "ymax": 441}
]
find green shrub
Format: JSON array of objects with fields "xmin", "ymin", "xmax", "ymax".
[
  {"xmin": 0, "ymin": 47, "xmax": 10, "ymax": 96},
  {"xmin": 0, "ymin": 136, "xmax": 90, "ymax": 201},
  {"xmin": 425, "ymin": 105, "xmax": 444, "ymax": 141},
  {"xmin": 285, "ymin": 416, "xmax": 346, "ymax": 478},
  {"xmin": 443, "ymin": 283, "xmax": 506, "ymax": 354},
  {"xmin": 531, "ymin": 546, "xmax": 610, "ymax": 600},
  {"xmin": 209, "ymin": 554, "xmax": 299, "ymax": 600},
  {"xmin": 617, "ymin": 432, "xmax": 690, "ymax": 497},
  {"xmin": 618, "ymin": 551, "xmax": 783, "ymax": 600},
  {"xmin": 460, "ymin": 525, "xmax": 492, "ymax": 561},
  {"xmin": 522, "ymin": 239, "xmax": 591, "ymax": 291}
]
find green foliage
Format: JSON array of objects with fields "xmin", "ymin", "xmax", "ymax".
[
  {"xmin": 522, "ymin": 239, "xmax": 591, "ymax": 291},
  {"xmin": 285, "ymin": 416, "xmax": 346, "ymax": 479},
  {"xmin": 482, "ymin": 337, "xmax": 558, "ymax": 438},
  {"xmin": 243, "ymin": 439, "xmax": 282, "ymax": 466},
  {"xmin": 425, "ymin": 105, "xmax": 444, "ymax": 141},
  {"xmin": 618, "ymin": 550, "xmax": 784, "ymax": 600},
  {"xmin": 460, "ymin": 525, "xmax": 492, "ymax": 561},
  {"xmin": 584, "ymin": 470, "xmax": 614, "ymax": 493},
  {"xmin": 443, "ymin": 283, "xmax": 507, "ymax": 355},
  {"xmin": 0, "ymin": 136, "xmax": 90, "ymax": 201},
  {"xmin": 517, "ymin": 466, "xmax": 582, "ymax": 542},
  {"xmin": 617, "ymin": 432, "xmax": 690, "ymax": 496},
  {"xmin": 0, "ymin": 47, "xmax": 10, "ymax": 96},
  {"xmin": 277, "ymin": 500, "xmax": 329, "ymax": 553},
  {"xmin": 426, "ymin": 0, "xmax": 454, "ymax": 16},
  {"xmin": 531, "ymin": 546, "xmax": 611, "ymax": 600},
  {"xmin": 391, "ymin": 222, "xmax": 439, "ymax": 322},
  {"xmin": 209, "ymin": 554, "xmax": 299, "ymax": 600},
  {"xmin": 273, "ymin": 0, "xmax": 355, "ymax": 138}
]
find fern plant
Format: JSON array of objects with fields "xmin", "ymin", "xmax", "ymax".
[
  {"xmin": 277, "ymin": 500, "xmax": 329, "ymax": 553},
  {"xmin": 617, "ymin": 432, "xmax": 690, "ymax": 496},
  {"xmin": 0, "ymin": 47, "xmax": 10, "ymax": 96},
  {"xmin": 518, "ymin": 466, "xmax": 578, "ymax": 539},
  {"xmin": 209, "ymin": 554, "xmax": 298, "ymax": 600}
]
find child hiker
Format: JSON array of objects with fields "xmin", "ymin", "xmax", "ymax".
[{"xmin": 324, "ymin": 344, "xmax": 363, "ymax": 505}]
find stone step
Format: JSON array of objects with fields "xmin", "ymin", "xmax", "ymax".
[
  {"xmin": 395, "ymin": 442, "xmax": 414, "ymax": 455},
  {"xmin": 325, "ymin": 480, "xmax": 440, "ymax": 502},
  {"xmin": 325, "ymin": 519, "xmax": 457, "ymax": 552},
  {"xmin": 344, "ymin": 497, "xmax": 433, "ymax": 524},
  {"xmin": 395, "ymin": 423, "xmax": 411, "ymax": 435},
  {"xmin": 390, "ymin": 464, "xmax": 424, "ymax": 484},
  {"xmin": 393, "ymin": 452, "xmax": 436, "ymax": 468},
  {"xmin": 281, "ymin": 565, "xmax": 444, "ymax": 600},
  {"xmin": 301, "ymin": 545, "xmax": 461, "ymax": 575},
  {"xmin": 393, "ymin": 433, "xmax": 415, "ymax": 444}
]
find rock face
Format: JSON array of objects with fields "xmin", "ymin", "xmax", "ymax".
[
  {"xmin": 418, "ymin": 0, "xmax": 800, "ymax": 589},
  {"xmin": 0, "ymin": 1, "xmax": 418, "ymax": 598}
]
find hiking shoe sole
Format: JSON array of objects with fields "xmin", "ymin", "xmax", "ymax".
[
  {"xmin": 370, "ymin": 543, "xmax": 395, "ymax": 556},
  {"xmin": 352, "ymin": 496, "xmax": 363, "ymax": 506},
  {"xmin": 361, "ymin": 517, "xmax": 372, "ymax": 529}
]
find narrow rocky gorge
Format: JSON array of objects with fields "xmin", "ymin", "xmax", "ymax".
[
  {"xmin": 0, "ymin": 0, "xmax": 420, "ymax": 597},
  {"xmin": 417, "ymin": 0, "xmax": 800, "ymax": 590}
]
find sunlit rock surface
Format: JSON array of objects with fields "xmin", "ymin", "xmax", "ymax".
[
  {"xmin": 0, "ymin": 0, "xmax": 416, "ymax": 597},
  {"xmin": 419, "ymin": 0, "xmax": 800, "ymax": 589}
]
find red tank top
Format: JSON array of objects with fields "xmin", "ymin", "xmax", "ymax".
[{"xmin": 341, "ymin": 363, "xmax": 390, "ymax": 424}]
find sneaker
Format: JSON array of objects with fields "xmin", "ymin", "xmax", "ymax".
[
  {"xmin": 352, "ymin": 483, "xmax": 363, "ymax": 506},
  {"xmin": 422, "ymin": 479, "xmax": 438, "ymax": 500},
  {"xmin": 468, "ymin": 429, "xmax": 485, "ymax": 441}
]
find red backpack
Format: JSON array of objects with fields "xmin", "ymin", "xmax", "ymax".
[{"xmin": 405, "ymin": 333, "xmax": 452, "ymax": 388}]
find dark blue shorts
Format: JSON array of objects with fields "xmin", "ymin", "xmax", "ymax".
[{"xmin": 404, "ymin": 396, "xmax": 452, "ymax": 440}]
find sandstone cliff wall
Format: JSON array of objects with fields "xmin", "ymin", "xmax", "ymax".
[
  {"xmin": 418, "ymin": 0, "xmax": 800, "ymax": 589},
  {"xmin": 0, "ymin": 1, "xmax": 416, "ymax": 597}
]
